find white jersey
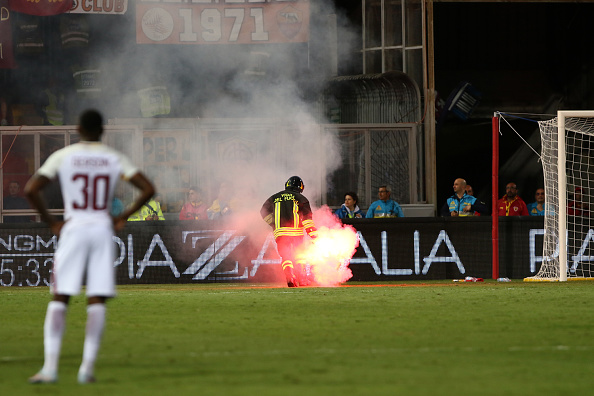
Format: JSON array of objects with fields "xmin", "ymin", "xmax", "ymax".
[{"xmin": 37, "ymin": 142, "xmax": 139, "ymax": 227}]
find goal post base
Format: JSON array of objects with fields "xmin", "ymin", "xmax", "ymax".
[
  {"xmin": 524, "ymin": 276, "xmax": 594, "ymax": 282},
  {"xmin": 523, "ymin": 277, "xmax": 560, "ymax": 282}
]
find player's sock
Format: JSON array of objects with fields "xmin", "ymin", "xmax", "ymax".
[
  {"xmin": 41, "ymin": 300, "xmax": 67, "ymax": 378},
  {"xmin": 78, "ymin": 303, "xmax": 106, "ymax": 380}
]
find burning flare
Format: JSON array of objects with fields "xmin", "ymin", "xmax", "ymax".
[{"xmin": 296, "ymin": 206, "xmax": 359, "ymax": 286}]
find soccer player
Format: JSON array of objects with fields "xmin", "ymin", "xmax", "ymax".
[
  {"xmin": 25, "ymin": 109, "xmax": 155, "ymax": 384},
  {"xmin": 260, "ymin": 176, "xmax": 318, "ymax": 287}
]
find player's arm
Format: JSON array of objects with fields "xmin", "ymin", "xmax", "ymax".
[
  {"xmin": 114, "ymin": 172, "xmax": 155, "ymax": 231},
  {"xmin": 301, "ymin": 200, "xmax": 318, "ymax": 239},
  {"xmin": 303, "ymin": 219, "xmax": 318, "ymax": 239},
  {"xmin": 24, "ymin": 174, "xmax": 64, "ymax": 235}
]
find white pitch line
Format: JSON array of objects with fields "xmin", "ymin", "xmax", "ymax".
[{"xmin": 3, "ymin": 345, "xmax": 592, "ymax": 363}]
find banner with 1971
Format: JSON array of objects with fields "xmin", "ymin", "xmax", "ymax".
[{"xmin": 136, "ymin": 0, "xmax": 309, "ymax": 45}]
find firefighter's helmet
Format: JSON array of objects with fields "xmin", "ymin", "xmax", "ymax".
[{"xmin": 285, "ymin": 176, "xmax": 304, "ymax": 193}]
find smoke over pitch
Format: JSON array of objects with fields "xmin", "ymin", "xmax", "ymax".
[{"xmin": 89, "ymin": 1, "xmax": 359, "ymax": 284}]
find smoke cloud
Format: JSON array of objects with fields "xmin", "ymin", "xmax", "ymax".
[{"xmin": 81, "ymin": 1, "xmax": 360, "ymax": 285}]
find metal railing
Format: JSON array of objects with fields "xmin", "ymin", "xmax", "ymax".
[{"xmin": 1, "ymin": 120, "xmax": 426, "ymax": 222}]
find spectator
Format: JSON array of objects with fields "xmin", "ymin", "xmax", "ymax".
[
  {"xmin": 464, "ymin": 183, "xmax": 485, "ymax": 215},
  {"xmin": 440, "ymin": 178, "xmax": 488, "ymax": 217},
  {"xmin": 154, "ymin": 192, "xmax": 166, "ymax": 212},
  {"xmin": 465, "ymin": 185, "xmax": 474, "ymax": 196},
  {"xmin": 496, "ymin": 182, "xmax": 529, "ymax": 216},
  {"xmin": 366, "ymin": 185, "xmax": 404, "ymax": 218},
  {"xmin": 179, "ymin": 186, "xmax": 208, "ymax": 220},
  {"xmin": 527, "ymin": 188, "xmax": 546, "ymax": 216},
  {"xmin": 568, "ymin": 187, "xmax": 590, "ymax": 216},
  {"xmin": 335, "ymin": 191, "xmax": 364, "ymax": 219},
  {"xmin": 128, "ymin": 196, "xmax": 164, "ymax": 221},
  {"xmin": 41, "ymin": 77, "xmax": 67, "ymax": 126},
  {"xmin": 207, "ymin": 181, "xmax": 237, "ymax": 220},
  {"xmin": 3, "ymin": 180, "xmax": 32, "ymax": 223}
]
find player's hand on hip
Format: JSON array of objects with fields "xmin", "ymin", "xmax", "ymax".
[
  {"xmin": 49, "ymin": 220, "xmax": 65, "ymax": 236},
  {"xmin": 113, "ymin": 216, "xmax": 127, "ymax": 232}
]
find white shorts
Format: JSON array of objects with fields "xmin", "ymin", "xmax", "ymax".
[{"xmin": 51, "ymin": 222, "xmax": 116, "ymax": 297}]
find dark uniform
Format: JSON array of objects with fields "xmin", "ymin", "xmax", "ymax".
[{"xmin": 260, "ymin": 176, "xmax": 318, "ymax": 287}]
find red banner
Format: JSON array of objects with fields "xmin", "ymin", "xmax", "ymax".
[
  {"xmin": 137, "ymin": 0, "xmax": 309, "ymax": 45},
  {"xmin": 0, "ymin": 0, "xmax": 15, "ymax": 69},
  {"xmin": 8, "ymin": 0, "xmax": 73, "ymax": 16}
]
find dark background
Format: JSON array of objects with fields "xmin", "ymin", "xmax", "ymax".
[
  {"xmin": 433, "ymin": 2, "xmax": 594, "ymax": 209},
  {"xmin": 336, "ymin": 1, "xmax": 594, "ymax": 209}
]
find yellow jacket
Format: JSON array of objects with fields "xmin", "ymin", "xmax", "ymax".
[{"xmin": 128, "ymin": 199, "xmax": 165, "ymax": 221}]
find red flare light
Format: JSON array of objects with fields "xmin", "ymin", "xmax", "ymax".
[{"xmin": 296, "ymin": 207, "xmax": 359, "ymax": 286}]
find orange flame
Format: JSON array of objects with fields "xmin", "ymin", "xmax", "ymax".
[{"xmin": 296, "ymin": 206, "xmax": 359, "ymax": 286}]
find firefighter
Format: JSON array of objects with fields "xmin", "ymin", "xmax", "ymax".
[{"xmin": 260, "ymin": 176, "xmax": 318, "ymax": 287}]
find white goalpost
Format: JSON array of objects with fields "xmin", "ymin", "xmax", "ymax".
[{"xmin": 526, "ymin": 110, "xmax": 594, "ymax": 281}]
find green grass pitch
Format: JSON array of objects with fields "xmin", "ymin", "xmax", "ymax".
[{"xmin": 2, "ymin": 281, "xmax": 594, "ymax": 395}]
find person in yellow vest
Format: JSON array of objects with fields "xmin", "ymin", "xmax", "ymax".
[
  {"xmin": 41, "ymin": 78, "xmax": 66, "ymax": 126},
  {"xmin": 207, "ymin": 181, "xmax": 239, "ymax": 220},
  {"xmin": 128, "ymin": 196, "xmax": 164, "ymax": 221}
]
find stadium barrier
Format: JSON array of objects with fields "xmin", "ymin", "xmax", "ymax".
[{"xmin": 0, "ymin": 217, "xmax": 545, "ymax": 287}]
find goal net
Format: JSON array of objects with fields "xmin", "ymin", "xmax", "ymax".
[{"xmin": 527, "ymin": 111, "xmax": 594, "ymax": 281}]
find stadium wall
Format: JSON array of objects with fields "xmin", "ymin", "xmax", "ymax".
[{"xmin": 0, "ymin": 217, "xmax": 545, "ymax": 287}]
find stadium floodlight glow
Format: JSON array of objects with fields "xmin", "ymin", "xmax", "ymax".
[{"xmin": 526, "ymin": 110, "xmax": 594, "ymax": 282}]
